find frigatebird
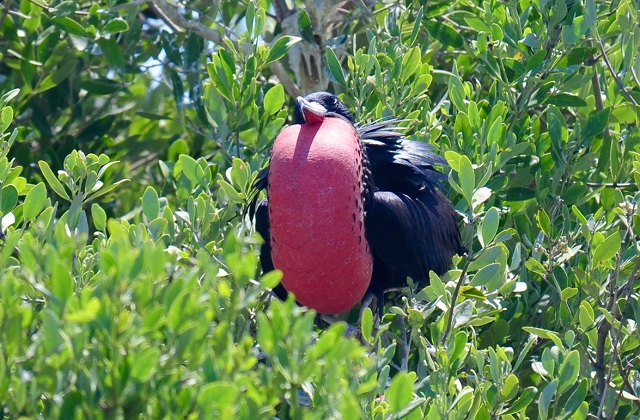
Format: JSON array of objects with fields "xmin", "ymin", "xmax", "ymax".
[{"xmin": 251, "ymin": 92, "xmax": 463, "ymax": 315}]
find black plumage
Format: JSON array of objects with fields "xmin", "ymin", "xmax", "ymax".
[{"xmin": 251, "ymin": 92, "xmax": 464, "ymax": 311}]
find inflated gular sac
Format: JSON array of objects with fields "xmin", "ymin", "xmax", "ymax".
[{"xmin": 268, "ymin": 118, "xmax": 373, "ymax": 314}]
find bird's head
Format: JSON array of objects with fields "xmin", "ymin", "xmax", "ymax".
[{"xmin": 294, "ymin": 92, "xmax": 355, "ymax": 125}]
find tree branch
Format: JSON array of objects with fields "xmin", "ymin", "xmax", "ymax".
[
  {"xmin": 148, "ymin": 0, "xmax": 302, "ymax": 99},
  {"xmin": 150, "ymin": 0, "xmax": 228, "ymax": 46},
  {"xmin": 595, "ymin": 36, "xmax": 639, "ymax": 107}
]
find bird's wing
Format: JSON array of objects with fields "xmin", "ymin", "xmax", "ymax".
[
  {"xmin": 366, "ymin": 190, "xmax": 462, "ymax": 284},
  {"xmin": 251, "ymin": 177, "xmax": 289, "ymax": 300},
  {"xmin": 250, "ymin": 168, "xmax": 275, "ymax": 275},
  {"xmin": 358, "ymin": 119, "xmax": 449, "ymax": 193},
  {"xmin": 247, "ymin": 166, "xmax": 269, "ymax": 219},
  {"xmin": 254, "ymin": 198, "xmax": 273, "ymax": 270},
  {"xmin": 359, "ymin": 120, "xmax": 464, "ymax": 288},
  {"xmin": 254, "ymin": 197, "xmax": 288, "ymax": 300}
]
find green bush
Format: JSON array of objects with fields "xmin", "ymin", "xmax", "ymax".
[{"xmin": 1, "ymin": 0, "xmax": 639, "ymax": 418}]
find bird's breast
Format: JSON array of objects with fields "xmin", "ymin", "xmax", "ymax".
[{"xmin": 268, "ymin": 118, "xmax": 373, "ymax": 314}]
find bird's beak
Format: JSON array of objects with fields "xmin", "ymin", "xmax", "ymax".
[{"xmin": 297, "ymin": 96, "xmax": 327, "ymax": 124}]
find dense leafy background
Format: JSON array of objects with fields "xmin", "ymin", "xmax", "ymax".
[{"xmin": 1, "ymin": 0, "xmax": 639, "ymax": 418}]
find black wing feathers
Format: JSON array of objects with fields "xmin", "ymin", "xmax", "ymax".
[
  {"xmin": 359, "ymin": 120, "xmax": 449, "ymax": 193},
  {"xmin": 254, "ymin": 197, "xmax": 289, "ymax": 300},
  {"xmin": 366, "ymin": 191, "xmax": 462, "ymax": 287},
  {"xmin": 359, "ymin": 120, "xmax": 463, "ymax": 293}
]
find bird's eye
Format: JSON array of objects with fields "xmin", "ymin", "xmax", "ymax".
[{"xmin": 328, "ymin": 96, "xmax": 338, "ymax": 106}]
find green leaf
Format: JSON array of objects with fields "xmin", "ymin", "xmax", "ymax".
[
  {"xmin": 361, "ymin": 307, "xmax": 373, "ymax": 343},
  {"xmin": 560, "ymin": 379, "xmax": 588, "ymax": 419},
  {"xmin": 578, "ymin": 301, "xmax": 594, "ymax": 329},
  {"xmin": 426, "ymin": 21, "xmax": 464, "ymax": 48},
  {"xmin": 522, "ymin": 327, "xmax": 564, "ymax": 348},
  {"xmin": 178, "ymin": 154, "xmax": 199, "ymax": 184},
  {"xmin": 231, "ymin": 158, "xmax": 249, "ymax": 190},
  {"xmin": 266, "ymin": 36, "xmax": 300, "ymax": 64},
  {"xmin": 469, "ymin": 263, "xmax": 501, "ymax": 288},
  {"xmin": 556, "ymin": 47, "xmax": 597, "ymax": 68},
  {"xmin": 79, "ymin": 77, "xmax": 122, "ymax": 95},
  {"xmin": 86, "ymin": 179, "xmax": 129, "ymax": 202},
  {"xmin": 297, "ymin": 10, "xmax": 314, "ymax": 43},
  {"xmin": 538, "ymin": 380, "xmax": 558, "ymax": 420},
  {"xmin": 537, "ymin": 209, "xmax": 551, "ymax": 238},
  {"xmin": 0, "ymin": 349, "xmax": 5, "ymax": 387},
  {"xmin": 501, "ymin": 373, "xmax": 519, "ymax": 400},
  {"xmin": 525, "ymin": 257, "xmax": 547, "ymax": 276},
  {"xmin": 548, "ymin": 106, "xmax": 567, "ymax": 157},
  {"xmin": 161, "ymin": 30, "xmax": 183, "ymax": 66},
  {"xmin": 102, "ymin": 17, "xmax": 129, "ymax": 34},
  {"xmin": 66, "ymin": 193, "xmax": 83, "ymax": 230},
  {"xmin": 448, "ymin": 74, "xmax": 467, "ymax": 113},
  {"xmin": 0, "ymin": 185, "xmax": 18, "ymax": 214},
  {"xmin": 557, "ymin": 350, "xmax": 580, "ymax": 396},
  {"xmin": 592, "ymin": 231, "xmax": 621, "ymax": 265},
  {"xmin": 326, "ymin": 47, "xmax": 347, "ymax": 87},
  {"xmin": 487, "ymin": 116, "xmax": 503, "ymax": 145},
  {"xmin": 400, "ymin": 46, "xmax": 421, "ymax": 82},
  {"xmin": 52, "ymin": 16, "xmax": 88, "ymax": 38},
  {"xmin": 76, "ymin": 115, "xmax": 116, "ymax": 142},
  {"xmin": 582, "ymin": 108, "xmax": 610, "ymax": 141},
  {"xmin": 198, "ymin": 382, "xmax": 239, "ymax": 409},
  {"xmin": 97, "ymin": 38, "xmax": 125, "ymax": 70},
  {"xmin": 386, "ymin": 372, "xmax": 414, "ymax": 414},
  {"xmin": 561, "ymin": 15, "xmax": 587, "ymax": 45},
  {"xmin": 526, "ymin": 50, "xmax": 546, "ymax": 71},
  {"xmin": 545, "ymin": 93, "xmax": 587, "ymax": 107},
  {"xmin": 521, "ymin": 33, "xmax": 542, "ymax": 48},
  {"xmin": 142, "ymin": 186, "xmax": 160, "ymax": 220},
  {"xmin": 500, "ymin": 387, "xmax": 537, "ymax": 415},
  {"xmin": 91, "ymin": 203, "xmax": 107, "ymax": 231},
  {"xmin": 23, "ymin": 182, "xmax": 47, "ymax": 222},
  {"xmin": 464, "ymin": 16, "xmax": 492, "ymax": 33},
  {"xmin": 469, "ymin": 245, "xmax": 503, "ymax": 271},
  {"xmin": 0, "ymin": 106, "xmax": 13, "ymax": 133},
  {"xmin": 0, "ymin": 89, "xmax": 19, "ymax": 107},
  {"xmin": 168, "ymin": 139, "xmax": 189, "ymax": 162},
  {"xmin": 131, "ymin": 348, "xmax": 160, "ymax": 382},
  {"xmin": 38, "ymin": 161, "xmax": 71, "ymax": 201},
  {"xmin": 409, "ymin": 7, "xmax": 424, "ymax": 45},
  {"xmin": 260, "ymin": 270, "xmax": 282, "ymax": 289},
  {"xmin": 264, "ymin": 84, "xmax": 285, "ymax": 115},
  {"xmin": 459, "ymin": 155, "xmax": 475, "ymax": 206},
  {"xmin": 33, "ymin": 59, "xmax": 76, "ymax": 93},
  {"xmin": 480, "ymin": 207, "xmax": 499, "ymax": 247},
  {"xmin": 51, "ymin": 262, "xmax": 74, "ymax": 302},
  {"xmin": 217, "ymin": 180, "xmax": 243, "ymax": 203}
]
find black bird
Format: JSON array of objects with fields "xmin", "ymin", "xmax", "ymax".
[{"xmin": 251, "ymin": 92, "xmax": 463, "ymax": 315}]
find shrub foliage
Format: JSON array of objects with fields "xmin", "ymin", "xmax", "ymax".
[{"xmin": 1, "ymin": 0, "xmax": 639, "ymax": 418}]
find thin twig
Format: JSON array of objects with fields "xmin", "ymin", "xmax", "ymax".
[
  {"xmin": 589, "ymin": 41, "xmax": 612, "ymax": 144},
  {"xmin": 0, "ymin": 0, "xmax": 12, "ymax": 29},
  {"xmin": 630, "ymin": 66, "xmax": 640, "ymax": 90},
  {"xmin": 271, "ymin": 0, "xmax": 293, "ymax": 21},
  {"xmin": 585, "ymin": 182, "xmax": 636, "ymax": 189},
  {"xmin": 595, "ymin": 36, "xmax": 639, "ymax": 107},
  {"xmin": 111, "ymin": 0, "xmax": 147, "ymax": 12},
  {"xmin": 596, "ymin": 209, "xmax": 637, "ymax": 416},
  {"xmin": 270, "ymin": 61, "xmax": 302, "ymax": 99},
  {"xmin": 615, "ymin": 355, "xmax": 640, "ymax": 411},
  {"xmin": 148, "ymin": 2, "xmax": 182, "ymax": 34},
  {"xmin": 148, "ymin": 0, "xmax": 301, "ymax": 99},
  {"xmin": 441, "ymin": 259, "xmax": 470, "ymax": 345},
  {"xmin": 151, "ymin": 0, "xmax": 230, "ymax": 46}
]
